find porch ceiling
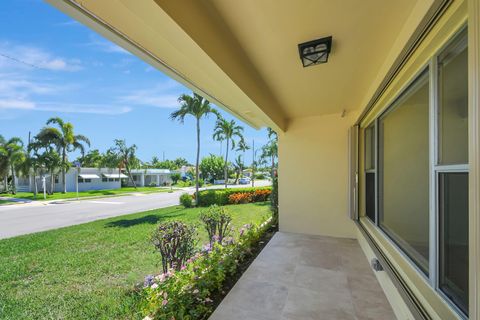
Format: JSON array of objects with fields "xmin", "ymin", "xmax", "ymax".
[{"xmin": 48, "ymin": 0, "xmax": 435, "ymax": 131}]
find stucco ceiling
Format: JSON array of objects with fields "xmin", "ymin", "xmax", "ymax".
[{"xmin": 48, "ymin": 0, "xmax": 435, "ymax": 131}]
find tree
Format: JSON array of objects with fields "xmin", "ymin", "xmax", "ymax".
[
  {"xmin": 173, "ymin": 157, "xmax": 190, "ymax": 168},
  {"xmin": 77, "ymin": 149, "xmax": 103, "ymax": 168},
  {"xmin": 199, "ymin": 154, "xmax": 225, "ymax": 182},
  {"xmin": 21, "ymin": 138, "xmax": 43, "ymax": 198},
  {"xmin": 37, "ymin": 117, "xmax": 90, "ymax": 193},
  {"xmin": 261, "ymin": 139, "xmax": 278, "ymax": 179},
  {"xmin": 170, "ymin": 93, "xmax": 219, "ymax": 205},
  {"xmin": 0, "ymin": 136, "xmax": 25, "ymax": 194},
  {"xmin": 170, "ymin": 172, "xmax": 181, "ymax": 184},
  {"xmin": 232, "ymin": 154, "xmax": 244, "ymax": 184},
  {"xmin": 108, "ymin": 139, "xmax": 139, "ymax": 189},
  {"xmin": 212, "ymin": 118, "xmax": 244, "ymax": 188}
]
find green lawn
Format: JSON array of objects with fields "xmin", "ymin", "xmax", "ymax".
[
  {"xmin": 1, "ymin": 187, "xmax": 171, "ymax": 202},
  {"xmin": 0, "ymin": 202, "xmax": 270, "ymax": 320}
]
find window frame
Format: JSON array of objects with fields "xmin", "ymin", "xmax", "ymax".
[{"xmin": 361, "ymin": 26, "xmax": 469, "ymax": 318}]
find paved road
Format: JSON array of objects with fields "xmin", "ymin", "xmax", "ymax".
[
  {"xmin": 0, "ymin": 191, "xmax": 183, "ymax": 239},
  {"xmin": 0, "ymin": 180, "xmax": 271, "ymax": 239}
]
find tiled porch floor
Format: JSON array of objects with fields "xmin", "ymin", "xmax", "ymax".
[{"xmin": 209, "ymin": 232, "xmax": 396, "ymax": 320}]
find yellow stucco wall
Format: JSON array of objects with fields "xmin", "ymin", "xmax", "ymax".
[{"xmin": 278, "ymin": 111, "xmax": 358, "ymax": 238}]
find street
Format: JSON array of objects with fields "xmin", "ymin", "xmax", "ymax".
[{"xmin": 0, "ymin": 180, "xmax": 271, "ymax": 239}]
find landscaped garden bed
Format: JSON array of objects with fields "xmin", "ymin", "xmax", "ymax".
[
  {"xmin": 0, "ymin": 202, "xmax": 270, "ymax": 319},
  {"xmin": 140, "ymin": 210, "xmax": 274, "ymax": 320},
  {"xmin": 196, "ymin": 186, "xmax": 272, "ymax": 206}
]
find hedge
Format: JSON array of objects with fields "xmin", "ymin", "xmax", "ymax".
[{"xmin": 196, "ymin": 187, "xmax": 272, "ymax": 207}]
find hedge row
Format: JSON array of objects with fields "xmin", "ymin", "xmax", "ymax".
[{"xmin": 196, "ymin": 187, "xmax": 272, "ymax": 206}]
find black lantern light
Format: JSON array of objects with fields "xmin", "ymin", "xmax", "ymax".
[{"xmin": 298, "ymin": 36, "xmax": 332, "ymax": 67}]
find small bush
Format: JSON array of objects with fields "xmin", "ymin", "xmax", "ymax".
[
  {"xmin": 228, "ymin": 192, "xmax": 252, "ymax": 204},
  {"xmin": 179, "ymin": 193, "xmax": 193, "ymax": 208},
  {"xmin": 141, "ymin": 219, "xmax": 272, "ymax": 320},
  {"xmin": 254, "ymin": 173, "xmax": 266, "ymax": 180},
  {"xmin": 196, "ymin": 187, "xmax": 272, "ymax": 206},
  {"xmin": 200, "ymin": 205, "xmax": 233, "ymax": 245},
  {"xmin": 149, "ymin": 182, "xmax": 157, "ymax": 187},
  {"xmin": 151, "ymin": 221, "xmax": 197, "ymax": 273}
]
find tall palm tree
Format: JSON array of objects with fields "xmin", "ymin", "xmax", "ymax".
[
  {"xmin": 0, "ymin": 136, "xmax": 25, "ymax": 194},
  {"xmin": 0, "ymin": 135, "xmax": 8, "ymax": 191},
  {"xmin": 261, "ymin": 139, "xmax": 278, "ymax": 179},
  {"xmin": 232, "ymin": 154, "xmax": 245, "ymax": 185},
  {"xmin": 109, "ymin": 139, "xmax": 139, "ymax": 189},
  {"xmin": 213, "ymin": 118, "xmax": 244, "ymax": 188},
  {"xmin": 37, "ymin": 117, "xmax": 90, "ymax": 193},
  {"xmin": 170, "ymin": 93, "xmax": 219, "ymax": 204}
]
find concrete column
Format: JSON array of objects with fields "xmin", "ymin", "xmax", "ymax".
[
  {"xmin": 140, "ymin": 173, "xmax": 145, "ymax": 187},
  {"xmin": 156, "ymin": 174, "xmax": 160, "ymax": 186}
]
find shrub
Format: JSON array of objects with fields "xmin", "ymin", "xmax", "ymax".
[
  {"xmin": 252, "ymin": 189, "xmax": 271, "ymax": 202},
  {"xmin": 151, "ymin": 221, "xmax": 197, "ymax": 273},
  {"xmin": 170, "ymin": 173, "xmax": 181, "ymax": 184},
  {"xmin": 196, "ymin": 187, "xmax": 272, "ymax": 206},
  {"xmin": 254, "ymin": 173, "xmax": 266, "ymax": 180},
  {"xmin": 179, "ymin": 193, "xmax": 193, "ymax": 208},
  {"xmin": 141, "ymin": 219, "xmax": 272, "ymax": 320},
  {"xmin": 228, "ymin": 192, "xmax": 252, "ymax": 204},
  {"xmin": 200, "ymin": 205, "xmax": 233, "ymax": 245},
  {"xmin": 149, "ymin": 182, "xmax": 157, "ymax": 187}
]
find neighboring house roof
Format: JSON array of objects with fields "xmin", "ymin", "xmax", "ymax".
[
  {"xmin": 129, "ymin": 169, "xmax": 171, "ymax": 174},
  {"xmin": 103, "ymin": 173, "xmax": 128, "ymax": 178}
]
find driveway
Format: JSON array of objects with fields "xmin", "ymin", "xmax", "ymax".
[{"xmin": 0, "ymin": 180, "xmax": 272, "ymax": 239}]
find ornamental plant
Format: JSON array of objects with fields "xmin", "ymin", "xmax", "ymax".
[
  {"xmin": 179, "ymin": 192, "xmax": 193, "ymax": 208},
  {"xmin": 141, "ymin": 219, "xmax": 271, "ymax": 320},
  {"xmin": 200, "ymin": 205, "xmax": 233, "ymax": 246},
  {"xmin": 151, "ymin": 221, "xmax": 197, "ymax": 273},
  {"xmin": 228, "ymin": 192, "xmax": 252, "ymax": 204}
]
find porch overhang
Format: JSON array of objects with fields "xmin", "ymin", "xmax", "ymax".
[{"xmin": 46, "ymin": 0, "xmax": 440, "ymax": 132}]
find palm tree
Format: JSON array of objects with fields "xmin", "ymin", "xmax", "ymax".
[
  {"xmin": 170, "ymin": 93, "xmax": 219, "ymax": 204},
  {"xmin": 37, "ymin": 117, "xmax": 90, "ymax": 193},
  {"xmin": 108, "ymin": 139, "xmax": 139, "ymax": 189},
  {"xmin": 213, "ymin": 118, "xmax": 244, "ymax": 188},
  {"xmin": 261, "ymin": 140, "xmax": 278, "ymax": 179},
  {"xmin": 0, "ymin": 136, "xmax": 25, "ymax": 194},
  {"xmin": 232, "ymin": 155, "xmax": 245, "ymax": 185}
]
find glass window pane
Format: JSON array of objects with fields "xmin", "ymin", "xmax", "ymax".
[
  {"xmin": 438, "ymin": 32, "xmax": 468, "ymax": 165},
  {"xmin": 439, "ymin": 173, "xmax": 469, "ymax": 315},
  {"xmin": 379, "ymin": 69, "xmax": 430, "ymax": 274},
  {"xmin": 365, "ymin": 172, "xmax": 376, "ymax": 222},
  {"xmin": 365, "ymin": 125, "xmax": 375, "ymax": 170}
]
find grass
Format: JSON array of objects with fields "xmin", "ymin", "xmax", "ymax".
[
  {"xmin": 1, "ymin": 187, "xmax": 171, "ymax": 202},
  {"xmin": 0, "ymin": 202, "xmax": 270, "ymax": 320}
]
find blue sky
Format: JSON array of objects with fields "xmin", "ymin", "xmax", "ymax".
[{"xmin": 0, "ymin": 0, "xmax": 268, "ymax": 164}]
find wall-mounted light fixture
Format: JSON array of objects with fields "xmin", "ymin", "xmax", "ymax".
[{"xmin": 298, "ymin": 36, "xmax": 332, "ymax": 67}]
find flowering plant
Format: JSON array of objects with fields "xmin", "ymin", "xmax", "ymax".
[{"xmin": 141, "ymin": 219, "xmax": 271, "ymax": 320}]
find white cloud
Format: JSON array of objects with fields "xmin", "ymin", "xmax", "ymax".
[
  {"xmin": 85, "ymin": 34, "xmax": 130, "ymax": 55},
  {"xmin": 0, "ymin": 42, "xmax": 82, "ymax": 72},
  {"xmin": 55, "ymin": 20, "xmax": 80, "ymax": 27},
  {"xmin": 0, "ymin": 73, "xmax": 130, "ymax": 115},
  {"xmin": 120, "ymin": 90, "xmax": 179, "ymax": 109},
  {"xmin": 0, "ymin": 99, "xmax": 35, "ymax": 110},
  {"xmin": 0, "ymin": 99, "xmax": 131, "ymax": 115},
  {"xmin": 119, "ymin": 80, "xmax": 186, "ymax": 108},
  {"xmin": 35, "ymin": 103, "xmax": 132, "ymax": 115}
]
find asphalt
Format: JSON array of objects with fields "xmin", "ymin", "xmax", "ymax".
[{"xmin": 0, "ymin": 180, "xmax": 271, "ymax": 239}]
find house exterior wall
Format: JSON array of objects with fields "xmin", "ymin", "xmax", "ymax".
[
  {"xmin": 357, "ymin": 1, "xmax": 471, "ymax": 319},
  {"xmin": 278, "ymin": 111, "xmax": 359, "ymax": 238}
]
